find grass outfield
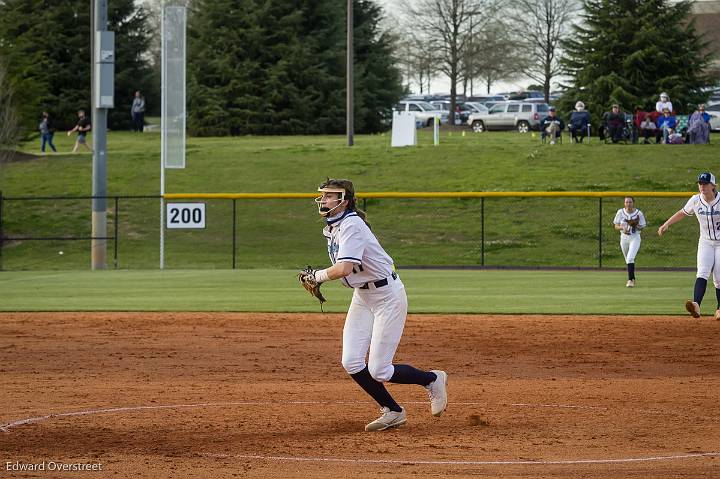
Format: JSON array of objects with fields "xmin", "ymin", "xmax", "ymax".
[
  {"xmin": 0, "ymin": 269, "xmax": 708, "ymax": 315},
  {"xmin": 1, "ymin": 130, "xmax": 717, "ymax": 269}
]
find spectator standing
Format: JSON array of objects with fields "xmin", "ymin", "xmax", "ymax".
[
  {"xmin": 67, "ymin": 109, "xmax": 92, "ymax": 153},
  {"xmin": 131, "ymin": 90, "xmax": 145, "ymax": 132},
  {"xmin": 38, "ymin": 111, "xmax": 57, "ymax": 153},
  {"xmin": 687, "ymin": 104, "xmax": 711, "ymax": 144},
  {"xmin": 568, "ymin": 101, "xmax": 590, "ymax": 143},
  {"xmin": 655, "ymin": 92, "xmax": 673, "ymax": 113}
]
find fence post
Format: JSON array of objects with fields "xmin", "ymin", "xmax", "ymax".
[
  {"xmin": 598, "ymin": 197, "xmax": 603, "ymax": 268},
  {"xmin": 113, "ymin": 196, "xmax": 119, "ymax": 269},
  {"xmin": 232, "ymin": 199, "xmax": 237, "ymax": 269},
  {"xmin": 362, "ymin": 198, "xmax": 367, "ymax": 212},
  {"xmin": 481, "ymin": 197, "xmax": 485, "ymax": 266}
]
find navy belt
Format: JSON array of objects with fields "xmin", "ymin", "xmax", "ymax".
[{"xmin": 359, "ymin": 272, "xmax": 397, "ymax": 289}]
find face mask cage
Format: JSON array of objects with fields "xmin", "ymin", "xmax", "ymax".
[{"xmin": 315, "ymin": 187, "xmax": 346, "ymax": 217}]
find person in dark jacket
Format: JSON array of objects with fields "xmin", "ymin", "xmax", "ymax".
[
  {"xmin": 540, "ymin": 107, "xmax": 565, "ymax": 144},
  {"xmin": 38, "ymin": 111, "xmax": 57, "ymax": 153},
  {"xmin": 602, "ymin": 104, "xmax": 625, "ymax": 143},
  {"xmin": 568, "ymin": 101, "xmax": 590, "ymax": 143}
]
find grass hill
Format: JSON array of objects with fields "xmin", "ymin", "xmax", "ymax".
[{"xmin": 0, "ymin": 128, "xmax": 716, "ymax": 270}]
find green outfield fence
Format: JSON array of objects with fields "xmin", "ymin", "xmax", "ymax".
[{"xmin": 0, "ymin": 191, "xmax": 698, "ymax": 270}]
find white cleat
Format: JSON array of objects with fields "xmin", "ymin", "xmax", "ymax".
[
  {"xmin": 715, "ymin": 309, "xmax": 720, "ymax": 321},
  {"xmin": 426, "ymin": 370, "xmax": 448, "ymax": 417},
  {"xmin": 685, "ymin": 300, "xmax": 701, "ymax": 318},
  {"xmin": 626, "ymin": 279, "xmax": 635, "ymax": 288},
  {"xmin": 365, "ymin": 407, "xmax": 406, "ymax": 432}
]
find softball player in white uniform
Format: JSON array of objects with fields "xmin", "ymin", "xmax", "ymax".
[
  {"xmin": 658, "ymin": 172, "xmax": 720, "ymax": 320},
  {"xmin": 613, "ymin": 197, "xmax": 647, "ymax": 287},
  {"xmin": 308, "ymin": 178, "xmax": 448, "ymax": 431}
]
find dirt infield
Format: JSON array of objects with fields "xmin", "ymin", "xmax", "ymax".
[{"xmin": 1, "ymin": 312, "xmax": 719, "ymax": 478}]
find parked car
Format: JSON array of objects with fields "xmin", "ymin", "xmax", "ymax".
[
  {"xmin": 395, "ymin": 101, "xmax": 449, "ymax": 126},
  {"xmin": 464, "ymin": 102, "xmax": 489, "ymax": 114},
  {"xmin": 507, "ymin": 91, "xmax": 545, "ymax": 101},
  {"xmin": 467, "ymin": 101, "xmax": 550, "ymax": 133},
  {"xmin": 707, "ymin": 111, "xmax": 720, "ymax": 131},
  {"xmin": 429, "ymin": 101, "xmax": 475, "ymax": 124},
  {"xmin": 467, "ymin": 95, "xmax": 505, "ymax": 104}
]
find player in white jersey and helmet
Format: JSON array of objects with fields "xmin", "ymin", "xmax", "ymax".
[
  {"xmin": 306, "ymin": 178, "xmax": 448, "ymax": 431},
  {"xmin": 613, "ymin": 197, "xmax": 647, "ymax": 288},
  {"xmin": 658, "ymin": 172, "xmax": 720, "ymax": 320}
]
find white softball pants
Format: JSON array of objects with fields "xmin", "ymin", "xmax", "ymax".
[
  {"xmin": 341, "ymin": 278, "xmax": 407, "ymax": 382},
  {"xmin": 696, "ymin": 238, "xmax": 720, "ymax": 288},
  {"xmin": 620, "ymin": 233, "xmax": 641, "ymax": 264}
]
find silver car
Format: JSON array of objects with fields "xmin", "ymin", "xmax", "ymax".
[
  {"xmin": 396, "ymin": 101, "xmax": 449, "ymax": 127},
  {"xmin": 467, "ymin": 101, "xmax": 550, "ymax": 133}
]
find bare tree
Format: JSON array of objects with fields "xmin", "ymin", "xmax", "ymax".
[
  {"xmin": 510, "ymin": 0, "xmax": 579, "ymax": 102},
  {"xmin": 0, "ymin": 59, "xmax": 19, "ymax": 152},
  {"xmin": 463, "ymin": 19, "xmax": 524, "ymax": 95},
  {"xmin": 400, "ymin": 0, "xmax": 500, "ymax": 123},
  {"xmin": 395, "ymin": 34, "xmax": 440, "ymax": 94}
]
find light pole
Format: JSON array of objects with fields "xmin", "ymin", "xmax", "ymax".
[
  {"xmin": 91, "ymin": 0, "xmax": 112, "ymax": 270},
  {"xmin": 347, "ymin": 0, "xmax": 354, "ymax": 147}
]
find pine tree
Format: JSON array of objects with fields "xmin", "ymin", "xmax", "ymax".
[
  {"xmin": 0, "ymin": 0, "xmax": 155, "ymax": 131},
  {"xmin": 353, "ymin": 0, "xmax": 403, "ymax": 133},
  {"xmin": 558, "ymin": 0, "xmax": 713, "ymax": 121},
  {"xmin": 187, "ymin": 0, "xmax": 402, "ymax": 136}
]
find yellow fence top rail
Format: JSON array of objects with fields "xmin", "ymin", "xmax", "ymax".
[{"xmin": 164, "ymin": 191, "xmax": 693, "ymax": 200}]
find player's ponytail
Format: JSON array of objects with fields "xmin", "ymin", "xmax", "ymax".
[{"xmin": 347, "ymin": 197, "xmax": 370, "ymax": 228}]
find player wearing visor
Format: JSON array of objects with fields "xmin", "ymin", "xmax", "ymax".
[{"xmin": 659, "ymin": 172, "xmax": 720, "ymax": 319}]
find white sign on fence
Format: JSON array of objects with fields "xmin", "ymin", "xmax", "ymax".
[{"xmin": 166, "ymin": 203, "xmax": 206, "ymax": 229}]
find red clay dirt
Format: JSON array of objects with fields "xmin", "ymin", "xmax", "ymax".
[{"xmin": 0, "ymin": 312, "xmax": 718, "ymax": 478}]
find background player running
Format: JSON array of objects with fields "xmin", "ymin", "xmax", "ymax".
[
  {"xmin": 613, "ymin": 197, "xmax": 647, "ymax": 288},
  {"xmin": 304, "ymin": 178, "xmax": 448, "ymax": 431},
  {"xmin": 658, "ymin": 172, "xmax": 720, "ymax": 319}
]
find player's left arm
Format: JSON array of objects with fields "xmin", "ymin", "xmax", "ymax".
[{"xmin": 316, "ymin": 261, "xmax": 354, "ymax": 282}]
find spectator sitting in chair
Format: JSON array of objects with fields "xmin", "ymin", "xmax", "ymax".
[
  {"xmin": 687, "ymin": 104, "xmax": 711, "ymax": 144},
  {"xmin": 602, "ymin": 104, "xmax": 625, "ymax": 143},
  {"xmin": 656, "ymin": 108, "xmax": 677, "ymax": 144},
  {"xmin": 639, "ymin": 114, "xmax": 657, "ymax": 144},
  {"xmin": 666, "ymin": 128, "xmax": 684, "ymax": 144},
  {"xmin": 568, "ymin": 101, "xmax": 590, "ymax": 143},
  {"xmin": 540, "ymin": 107, "xmax": 565, "ymax": 144}
]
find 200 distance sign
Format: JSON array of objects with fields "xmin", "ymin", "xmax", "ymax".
[{"xmin": 166, "ymin": 203, "xmax": 206, "ymax": 229}]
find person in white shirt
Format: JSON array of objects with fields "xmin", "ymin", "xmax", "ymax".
[
  {"xmin": 639, "ymin": 114, "xmax": 657, "ymax": 144},
  {"xmin": 655, "ymin": 92, "xmax": 673, "ymax": 113},
  {"xmin": 613, "ymin": 197, "xmax": 647, "ymax": 287},
  {"xmin": 658, "ymin": 172, "xmax": 720, "ymax": 319},
  {"xmin": 305, "ymin": 178, "xmax": 448, "ymax": 431}
]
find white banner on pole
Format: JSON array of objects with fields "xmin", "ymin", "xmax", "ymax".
[{"xmin": 161, "ymin": 6, "xmax": 186, "ymax": 169}]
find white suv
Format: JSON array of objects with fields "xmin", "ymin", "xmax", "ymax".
[
  {"xmin": 396, "ymin": 101, "xmax": 449, "ymax": 127},
  {"xmin": 467, "ymin": 101, "xmax": 550, "ymax": 133}
]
